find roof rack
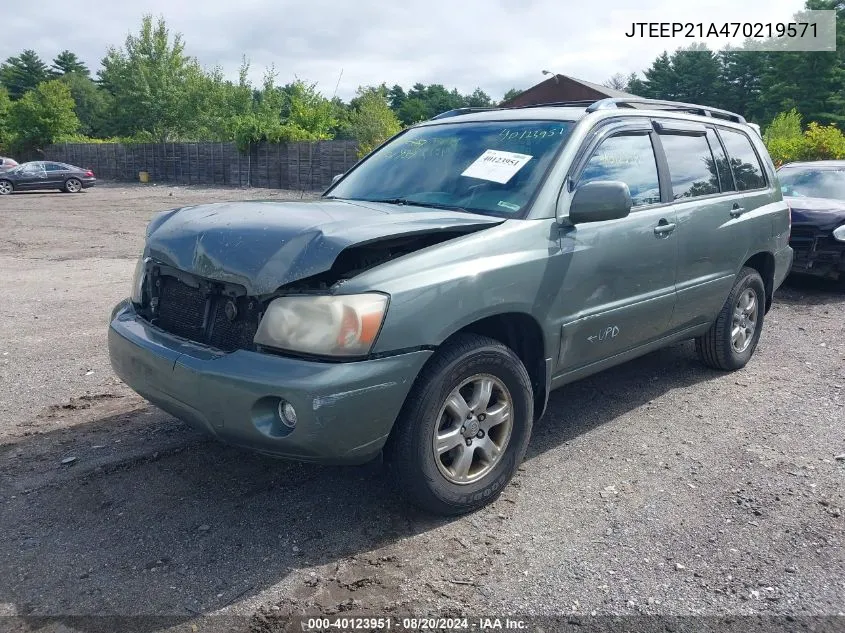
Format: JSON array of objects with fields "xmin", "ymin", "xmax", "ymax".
[
  {"xmin": 586, "ymin": 98, "xmax": 746, "ymax": 124},
  {"xmin": 429, "ymin": 98, "xmax": 749, "ymax": 125},
  {"xmin": 509, "ymin": 100, "xmax": 600, "ymax": 109}
]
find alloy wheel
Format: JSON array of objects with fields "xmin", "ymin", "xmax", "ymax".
[{"xmin": 432, "ymin": 373, "xmax": 513, "ymax": 485}]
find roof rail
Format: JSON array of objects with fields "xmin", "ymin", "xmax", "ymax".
[
  {"xmin": 509, "ymin": 100, "xmax": 600, "ymax": 110},
  {"xmin": 430, "ymin": 107, "xmax": 498, "ymax": 120},
  {"xmin": 586, "ymin": 98, "xmax": 747, "ymax": 124}
]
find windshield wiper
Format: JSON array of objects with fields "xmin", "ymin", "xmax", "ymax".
[{"xmin": 360, "ymin": 197, "xmax": 472, "ymax": 213}]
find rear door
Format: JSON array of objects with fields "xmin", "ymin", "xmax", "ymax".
[
  {"xmin": 664, "ymin": 122, "xmax": 770, "ymax": 330},
  {"xmin": 44, "ymin": 162, "xmax": 68, "ymax": 188},
  {"xmin": 555, "ymin": 122, "xmax": 678, "ymax": 373}
]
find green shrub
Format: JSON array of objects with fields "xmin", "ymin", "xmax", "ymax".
[{"xmin": 763, "ymin": 109, "xmax": 845, "ymax": 166}]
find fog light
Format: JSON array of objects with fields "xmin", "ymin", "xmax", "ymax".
[{"xmin": 278, "ymin": 400, "xmax": 297, "ymax": 428}]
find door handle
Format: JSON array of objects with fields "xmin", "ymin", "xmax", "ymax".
[
  {"xmin": 730, "ymin": 204, "xmax": 745, "ymax": 218},
  {"xmin": 653, "ymin": 220, "xmax": 676, "ymax": 237}
]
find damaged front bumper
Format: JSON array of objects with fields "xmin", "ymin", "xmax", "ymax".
[
  {"xmin": 108, "ymin": 300, "xmax": 432, "ymax": 464},
  {"xmin": 789, "ymin": 227, "xmax": 845, "ymax": 281}
]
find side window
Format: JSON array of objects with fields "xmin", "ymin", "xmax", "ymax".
[
  {"xmin": 719, "ymin": 128, "xmax": 767, "ymax": 191},
  {"xmin": 578, "ymin": 133, "xmax": 661, "ymax": 208},
  {"xmin": 45, "ymin": 163, "xmax": 64, "ymax": 172},
  {"xmin": 706, "ymin": 129, "xmax": 734, "ymax": 192},
  {"xmin": 22, "ymin": 163, "xmax": 44, "ymax": 174},
  {"xmin": 659, "ymin": 133, "xmax": 719, "ymax": 199}
]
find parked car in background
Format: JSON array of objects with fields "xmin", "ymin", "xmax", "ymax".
[
  {"xmin": 109, "ymin": 97, "xmax": 792, "ymax": 515},
  {"xmin": 777, "ymin": 160, "xmax": 845, "ymax": 283},
  {"xmin": 0, "ymin": 161, "xmax": 96, "ymax": 195},
  {"xmin": 0, "ymin": 157, "xmax": 19, "ymax": 171}
]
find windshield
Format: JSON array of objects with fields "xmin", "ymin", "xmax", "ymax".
[
  {"xmin": 778, "ymin": 167, "xmax": 845, "ymax": 201},
  {"xmin": 327, "ymin": 120, "xmax": 575, "ymax": 217}
]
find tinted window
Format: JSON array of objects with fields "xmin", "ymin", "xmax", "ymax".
[
  {"xmin": 659, "ymin": 133, "xmax": 719, "ymax": 199},
  {"xmin": 719, "ymin": 129, "xmax": 766, "ymax": 191},
  {"xmin": 21, "ymin": 163, "xmax": 44, "ymax": 174},
  {"xmin": 45, "ymin": 163, "xmax": 65, "ymax": 171},
  {"xmin": 578, "ymin": 134, "xmax": 661, "ymax": 207},
  {"xmin": 706, "ymin": 129, "xmax": 734, "ymax": 192}
]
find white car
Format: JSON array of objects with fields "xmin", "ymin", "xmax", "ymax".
[{"xmin": 0, "ymin": 157, "xmax": 19, "ymax": 171}]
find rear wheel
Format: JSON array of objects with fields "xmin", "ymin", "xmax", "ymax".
[
  {"xmin": 387, "ymin": 333, "xmax": 533, "ymax": 515},
  {"xmin": 0, "ymin": 180, "xmax": 12, "ymax": 195},
  {"xmin": 64, "ymin": 178, "xmax": 82, "ymax": 193},
  {"xmin": 695, "ymin": 267, "xmax": 766, "ymax": 371}
]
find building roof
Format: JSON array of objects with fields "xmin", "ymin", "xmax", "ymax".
[{"xmin": 501, "ymin": 74, "xmax": 638, "ymax": 107}]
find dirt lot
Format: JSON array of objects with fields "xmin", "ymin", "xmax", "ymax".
[{"xmin": 1, "ymin": 184, "xmax": 843, "ymax": 630}]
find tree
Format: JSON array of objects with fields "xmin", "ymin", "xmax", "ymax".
[
  {"xmin": 50, "ymin": 51, "xmax": 89, "ymax": 77},
  {"xmin": 0, "ymin": 50, "xmax": 49, "ymax": 99},
  {"xmin": 465, "ymin": 88, "xmax": 493, "ymax": 108},
  {"xmin": 0, "ymin": 87, "xmax": 12, "ymax": 152},
  {"xmin": 9, "ymin": 80, "xmax": 80, "ymax": 151},
  {"xmin": 387, "ymin": 84, "xmax": 406, "ymax": 111},
  {"xmin": 719, "ymin": 48, "xmax": 767, "ymax": 121},
  {"xmin": 757, "ymin": 0, "xmax": 845, "ymax": 126},
  {"xmin": 669, "ymin": 43, "xmax": 724, "ymax": 105},
  {"xmin": 98, "ymin": 15, "xmax": 198, "ymax": 140},
  {"xmin": 603, "ymin": 73, "xmax": 630, "ymax": 92},
  {"xmin": 280, "ymin": 78, "xmax": 337, "ymax": 138},
  {"xmin": 60, "ymin": 72, "xmax": 111, "ymax": 137},
  {"xmin": 501, "ymin": 88, "xmax": 523, "ymax": 103},
  {"xmin": 345, "ymin": 85, "xmax": 403, "ymax": 157}
]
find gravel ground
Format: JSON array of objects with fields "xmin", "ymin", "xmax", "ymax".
[{"xmin": 0, "ymin": 184, "xmax": 843, "ymax": 630}]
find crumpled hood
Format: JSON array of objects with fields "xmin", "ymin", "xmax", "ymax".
[
  {"xmin": 145, "ymin": 199, "xmax": 502, "ymax": 295},
  {"xmin": 786, "ymin": 196, "xmax": 845, "ymax": 231}
]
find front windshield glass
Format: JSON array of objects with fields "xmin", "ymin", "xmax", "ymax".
[
  {"xmin": 328, "ymin": 120, "xmax": 575, "ymax": 217},
  {"xmin": 778, "ymin": 167, "xmax": 845, "ymax": 201}
]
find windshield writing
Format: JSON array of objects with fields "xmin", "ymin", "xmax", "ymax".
[{"xmin": 328, "ymin": 120, "xmax": 574, "ymax": 216}]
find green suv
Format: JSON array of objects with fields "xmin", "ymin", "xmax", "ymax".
[{"xmin": 109, "ymin": 98, "xmax": 793, "ymax": 515}]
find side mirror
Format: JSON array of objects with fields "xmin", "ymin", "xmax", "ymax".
[
  {"xmin": 331, "ymin": 173, "xmax": 343, "ymax": 185},
  {"xmin": 567, "ymin": 181, "xmax": 632, "ymax": 224}
]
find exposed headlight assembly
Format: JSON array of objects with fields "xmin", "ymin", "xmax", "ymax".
[
  {"xmin": 130, "ymin": 255, "xmax": 148, "ymax": 305},
  {"xmin": 833, "ymin": 224, "xmax": 845, "ymax": 242},
  {"xmin": 254, "ymin": 294, "xmax": 389, "ymax": 357}
]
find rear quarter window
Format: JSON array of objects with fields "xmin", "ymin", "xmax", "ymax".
[{"xmin": 719, "ymin": 128, "xmax": 767, "ymax": 191}]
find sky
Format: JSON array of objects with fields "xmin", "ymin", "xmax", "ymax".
[{"xmin": 3, "ymin": 0, "xmax": 807, "ymax": 101}]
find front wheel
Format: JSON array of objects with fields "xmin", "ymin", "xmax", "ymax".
[
  {"xmin": 64, "ymin": 178, "xmax": 82, "ymax": 193},
  {"xmin": 0, "ymin": 180, "xmax": 12, "ymax": 195},
  {"xmin": 696, "ymin": 267, "xmax": 766, "ymax": 371},
  {"xmin": 387, "ymin": 333, "xmax": 534, "ymax": 515}
]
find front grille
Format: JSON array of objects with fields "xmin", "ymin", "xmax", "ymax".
[
  {"xmin": 157, "ymin": 277, "xmax": 207, "ymax": 341},
  {"xmin": 151, "ymin": 273, "xmax": 261, "ymax": 352}
]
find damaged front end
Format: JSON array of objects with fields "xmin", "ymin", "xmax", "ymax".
[{"xmin": 131, "ymin": 221, "xmax": 493, "ymax": 355}]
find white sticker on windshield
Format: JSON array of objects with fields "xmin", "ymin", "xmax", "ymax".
[{"xmin": 461, "ymin": 149, "xmax": 533, "ymax": 184}]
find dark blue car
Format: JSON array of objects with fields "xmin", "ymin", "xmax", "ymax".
[{"xmin": 778, "ymin": 160, "xmax": 845, "ymax": 283}]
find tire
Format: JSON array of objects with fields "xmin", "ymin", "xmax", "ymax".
[
  {"xmin": 695, "ymin": 267, "xmax": 766, "ymax": 371},
  {"xmin": 64, "ymin": 178, "xmax": 82, "ymax": 193},
  {"xmin": 387, "ymin": 333, "xmax": 533, "ymax": 516},
  {"xmin": 0, "ymin": 179, "xmax": 12, "ymax": 195}
]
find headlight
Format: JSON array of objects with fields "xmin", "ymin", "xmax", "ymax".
[
  {"xmin": 834, "ymin": 224, "xmax": 845, "ymax": 242},
  {"xmin": 253, "ymin": 293, "xmax": 388, "ymax": 357},
  {"xmin": 130, "ymin": 255, "xmax": 148, "ymax": 304}
]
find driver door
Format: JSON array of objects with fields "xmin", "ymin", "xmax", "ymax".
[
  {"xmin": 553, "ymin": 125, "xmax": 679, "ymax": 374},
  {"xmin": 16, "ymin": 163, "xmax": 48, "ymax": 190}
]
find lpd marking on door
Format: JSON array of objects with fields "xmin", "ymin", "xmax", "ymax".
[{"xmin": 588, "ymin": 325, "xmax": 619, "ymax": 343}]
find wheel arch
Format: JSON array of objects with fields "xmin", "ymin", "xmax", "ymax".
[
  {"xmin": 440, "ymin": 312, "xmax": 549, "ymax": 422},
  {"xmin": 742, "ymin": 251, "xmax": 776, "ymax": 313}
]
